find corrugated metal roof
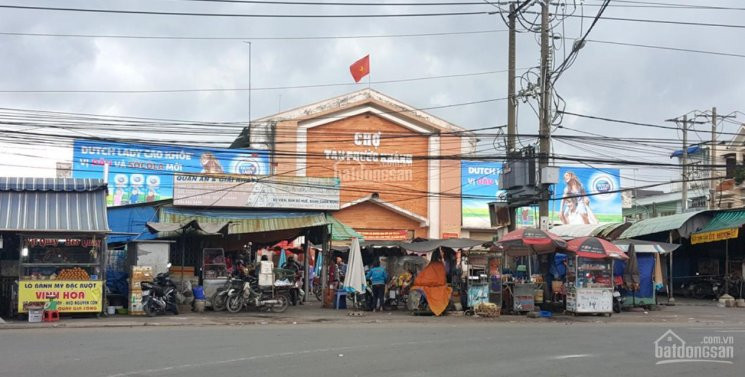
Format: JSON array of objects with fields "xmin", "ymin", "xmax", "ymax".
[
  {"xmin": 0, "ymin": 178, "xmax": 109, "ymax": 233},
  {"xmin": 620, "ymin": 211, "xmax": 708, "ymax": 239},
  {"xmin": 327, "ymin": 215, "xmax": 363, "ymax": 241},
  {"xmin": 693, "ymin": 210, "xmax": 745, "ymax": 234},
  {"xmin": 550, "ymin": 224, "xmax": 609, "ymax": 238},
  {"xmin": 160, "ymin": 207, "xmax": 328, "ymax": 234},
  {"xmin": 0, "ymin": 177, "xmax": 105, "ymax": 192}
]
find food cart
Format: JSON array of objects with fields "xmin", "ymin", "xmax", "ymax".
[
  {"xmin": 463, "ymin": 253, "xmax": 503, "ymax": 310},
  {"xmin": 564, "ymin": 237, "xmax": 628, "ymax": 316},
  {"xmin": 565, "ymin": 255, "xmax": 614, "ymax": 315},
  {"xmin": 202, "ymin": 248, "xmax": 228, "ymax": 306},
  {"xmin": 17, "ymin": 236, "xmax": 105, "ymax": 314}
]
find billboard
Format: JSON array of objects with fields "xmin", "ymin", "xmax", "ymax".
[
  {"xmin": 461, "ymin": 161, "xmax": 505, "ymax": 229},
  {"xmin": 173, "ymin": 173, "xmax": 340, "ymax": 210},
  {"xmin": 550, "ymin": 167, "xmax": 622, "ymax": 225},
  {"xmin": 72, "ymin": 140, "xmax": 269, "ymax": 206}
]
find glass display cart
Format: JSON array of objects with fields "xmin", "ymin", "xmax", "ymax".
[
  {"xmin": 565, "ymin": 255, "xmax": 614, "ymax": 315},
  {"xmin": 17, "ymin": 236, "xmax": 105, "ymax": 314},
  {"xmin": 202, "ymin": 248, "xmax": 228, "ymax": 306}
]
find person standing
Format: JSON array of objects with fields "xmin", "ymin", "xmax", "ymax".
[
  {"xmin": 366, "ymin": 261, "xmax": 388, "ymax": 312},
  {"xmin": 283, "ymin": 255, "xmax": 303, "ymax": 305}
]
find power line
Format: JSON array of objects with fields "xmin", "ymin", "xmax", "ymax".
[
  {"xmin": 0, "ymin": 29, "xmax": 506, "ymax": 41},
  {"xmin": 0, "ymin": 4, "xmax": 490, "ymax": 18},
  {"xmin": 0, "ymin": 69, "xmax": 524, "ymax": 94}
]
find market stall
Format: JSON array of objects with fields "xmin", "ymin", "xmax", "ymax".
[
  {"xmin": 0, "ymin": 178, "xmax": 110, "ymax": 317},
  {"xmin": 564, "ymin": 237, "xmax": 627, "ymax": 316},
  {"xmin": 497, "ymin": 228, "xmax": 566, "ymax": 313},
  {"xmin": 613, "ymin": 240, "xmax": 677, "ymax": 307},
  {"xmin": 462, "ymin": 252, "xmax": 502, "ymax": 311}
]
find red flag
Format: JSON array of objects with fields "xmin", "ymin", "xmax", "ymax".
[{"xmin": 349, "ymin": 55, "xmax": 370, "ymax": 83}]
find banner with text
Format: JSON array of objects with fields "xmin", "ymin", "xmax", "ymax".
[
  {"xmin": 72, "ymin": 140, "xmax": 269, "ymax": 206},
  {"xmin": 18, "ymin": 280, "xmax": 103, "ymax": 313},
  {"xmin": 461, "ymin": 161, "xmax": 505, "ymax": 229},
  {"xmin": 173, "ymin": 173, "xmax": 341, "ymax": 210}
]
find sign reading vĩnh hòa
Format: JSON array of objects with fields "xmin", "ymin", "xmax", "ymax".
[{"xmin": 72, "ymin": 140, "xmax": 269, "ymax": 206}]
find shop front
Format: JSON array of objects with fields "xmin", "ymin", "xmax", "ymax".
[{"xmin": 0, "ymin": 178, "xmax": 109, "ymax": 318}]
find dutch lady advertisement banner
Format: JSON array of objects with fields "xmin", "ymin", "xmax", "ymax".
[
  {"xmin": 550, "ymin": 167, "xmax": 622, "ymax": 225},
  {"xmin": 72, "ymin": 140, "xmax": 270, "ymax": 206}
]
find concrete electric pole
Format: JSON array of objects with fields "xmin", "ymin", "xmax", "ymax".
[
  {"xmin": 682, "ymin": 115, "xmax": 688, "ymax": 212},
  {"xmin": 507, "ymin": 3, "xmax": 517, "ymax": 154},
  {"xmin": 538, "ymin": 1, "xmax": 552, "ymax": 224}
]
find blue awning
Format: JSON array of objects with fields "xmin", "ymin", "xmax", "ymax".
[
  {"xmin": 0, "ymin": 178, "xmax": 109, "ymax": 233},
  {"xmin": 107, "ymin": 203, "xmax": 160, "ymax": 243},
  {"xmin": 670, "ymin": 145, "xmax": 702, "ymax": 158}
]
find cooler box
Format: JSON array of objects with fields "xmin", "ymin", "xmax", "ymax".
[
  {"xmin": 260, "ymin": 261, "xmax": 274, "ymax": 274},
  {"xmin": 259, "ymin": 273, "xmax": 274, "ymax": 287}
]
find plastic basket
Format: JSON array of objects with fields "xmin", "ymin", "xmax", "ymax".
[{"xmin": 274, "ymin": 268, "xmax": 295, "ymax": 281}]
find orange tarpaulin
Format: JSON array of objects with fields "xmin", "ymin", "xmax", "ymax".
[{"xmin": 412, "ymin": 261, "xmax": 452, "ymax": 316}]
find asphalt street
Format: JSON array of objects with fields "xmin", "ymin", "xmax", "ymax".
[{"xmin": 1, "ymin": 322, "xmax": 742, "ymax": 377}]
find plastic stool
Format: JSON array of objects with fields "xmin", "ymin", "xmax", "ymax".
[
  {"xmin": 335, "ymin": 290, "xmax": 347, "ymax": 310},
  {"xmin": 43, "ymin": 310, "xmax": 60, "ymax": 322}
]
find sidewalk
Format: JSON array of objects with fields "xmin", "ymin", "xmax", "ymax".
[{"xmin": 2, "ymin": 299, "xmax": 745, "ymax": 330}]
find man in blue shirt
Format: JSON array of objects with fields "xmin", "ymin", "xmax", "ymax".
[{"xmin": 366, "ymin": 261, "xmax": 388, "ymax": 312}]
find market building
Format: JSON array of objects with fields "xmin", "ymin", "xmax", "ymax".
[{"xmin": 236, "ymin": 88, "xmax": 484, "ymax": 241}]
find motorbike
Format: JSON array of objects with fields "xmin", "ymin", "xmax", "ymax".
[
  {"xmin": 226, "ymin": 276, "xmax": 289, "ymax": 313},
  {"xmin": 211, "ymin": 276, "xmax": 246, "ymax": 312},
  {"xmin": 613, "ymin": 285, "xmax": 625, "ymax": 313},
  {"xmin": 140, "ymin": 264, "xmax": 179, "ymax": 317},
  {"xmin": 312, "ymin": 276, "xmax": 322, "ymax": 301}
]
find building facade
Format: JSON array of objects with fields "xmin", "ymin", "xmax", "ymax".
[{"xmin": 239, "ymin": 89, "xmax": 478, "ymax": 240}]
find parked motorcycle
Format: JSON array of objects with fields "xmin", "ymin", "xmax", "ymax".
[
  {"xmin": 613, "ymin": 285, "xmax": 625, "ymax": 313},
  {"xmin": 312, "ymin": 276, "xmax": 322, "ymax": 301},
  {"xmin": 211, "ymin": 276, "xmax": 245, "ymax": 312},
  {"xmin": 226, "ymin": 276, "xmax": 289, "ymax": 313},
  {"xmin": 140, "ymin": 264, "xmax": 179, "ymax": 317}
]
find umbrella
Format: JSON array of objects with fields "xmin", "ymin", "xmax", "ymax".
[
  {"xmin": 623, "ymin": 243, "xmax": 641, "ymax": 292},
  {"xmin": 565, "ymin": 237, "xmax": 628, "ymax": 260},
  {"xmin": 497, "ymin": 227, "xmax": 566, "ymax": 280},
  {"xmin": 278, "ymin": 248, "xmax": 287, "ymax": 269},
  {"xmin": 314, "ymin": 250, "xmax": 323, "ymax": 277},
  {"xmin": 343, "ymin": 238, "xmax": 366, "ymax": 295},
  {"xmin": 497, "ymin": 227, "xmax": 567, "ymax": 256}
]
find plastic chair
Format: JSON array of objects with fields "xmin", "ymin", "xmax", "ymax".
[
  {"xmin": 43, "ymin": 310, "xmax": 60, "ymax": 322},
  {"xmin": 335, "ymin": 290, "xmax": 347, "ymax": 310}
]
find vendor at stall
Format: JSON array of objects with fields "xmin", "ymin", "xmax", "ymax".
[{"xmin": 366, "ymin": 261, "xmax": 388, "ymax": 312}]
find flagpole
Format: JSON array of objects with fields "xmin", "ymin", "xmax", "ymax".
[{"xmin": 368, "ymin": 54, "xmax": 371, "ymax": 89}]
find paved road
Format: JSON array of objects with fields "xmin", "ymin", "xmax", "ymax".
[{"xmin": 1, "ymin": 322, "xmax": 742, "ymax": 377}]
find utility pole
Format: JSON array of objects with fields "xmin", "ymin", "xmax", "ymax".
[
  {"xmin": 682, "ymin": 115, "xmax": 688, "ymax": 212},
  {"xmin": 710, "ymin": 106, "xmax": 717, "ymax": 210},
  {"xmin": 538, "ymin": 1, "xmax": 552, "ymax": 223},
  {"xmin": 506, "ymin": 3, "xmax": 517, "ymax": 153}
]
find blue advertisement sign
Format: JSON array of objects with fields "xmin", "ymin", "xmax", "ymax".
[
  {"xmin": 461, "ymin": 161, "xmax": 505, "ymax": 229},
  {"xmin": 550, "ymin": 167, "xmax": 622, "ymax": 225},
  {"xmin": 72, "ymin": 140, "xmax": 270, "ymax": 206}
]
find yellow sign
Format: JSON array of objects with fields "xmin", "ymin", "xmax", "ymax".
[
  {"xmin": 691, "ymin": 228, "xmax": 739, "ymax": 245},
  {"xmin": 18, "ymin": 280, "xmax": 103, "ymax": 313}
]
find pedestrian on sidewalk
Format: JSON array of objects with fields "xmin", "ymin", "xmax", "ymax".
[{"xmin": 366, "ymin": 261, "xmax": 388, "ymax": 312}]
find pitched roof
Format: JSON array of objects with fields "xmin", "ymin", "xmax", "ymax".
[{"xmin": 255, "ymin": 88, "xmax": 466, "ymax": 133}]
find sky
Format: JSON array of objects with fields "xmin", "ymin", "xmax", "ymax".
[{"xmin": 0, "ymin": 0, "xmax": 743, "ymax": 194}]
